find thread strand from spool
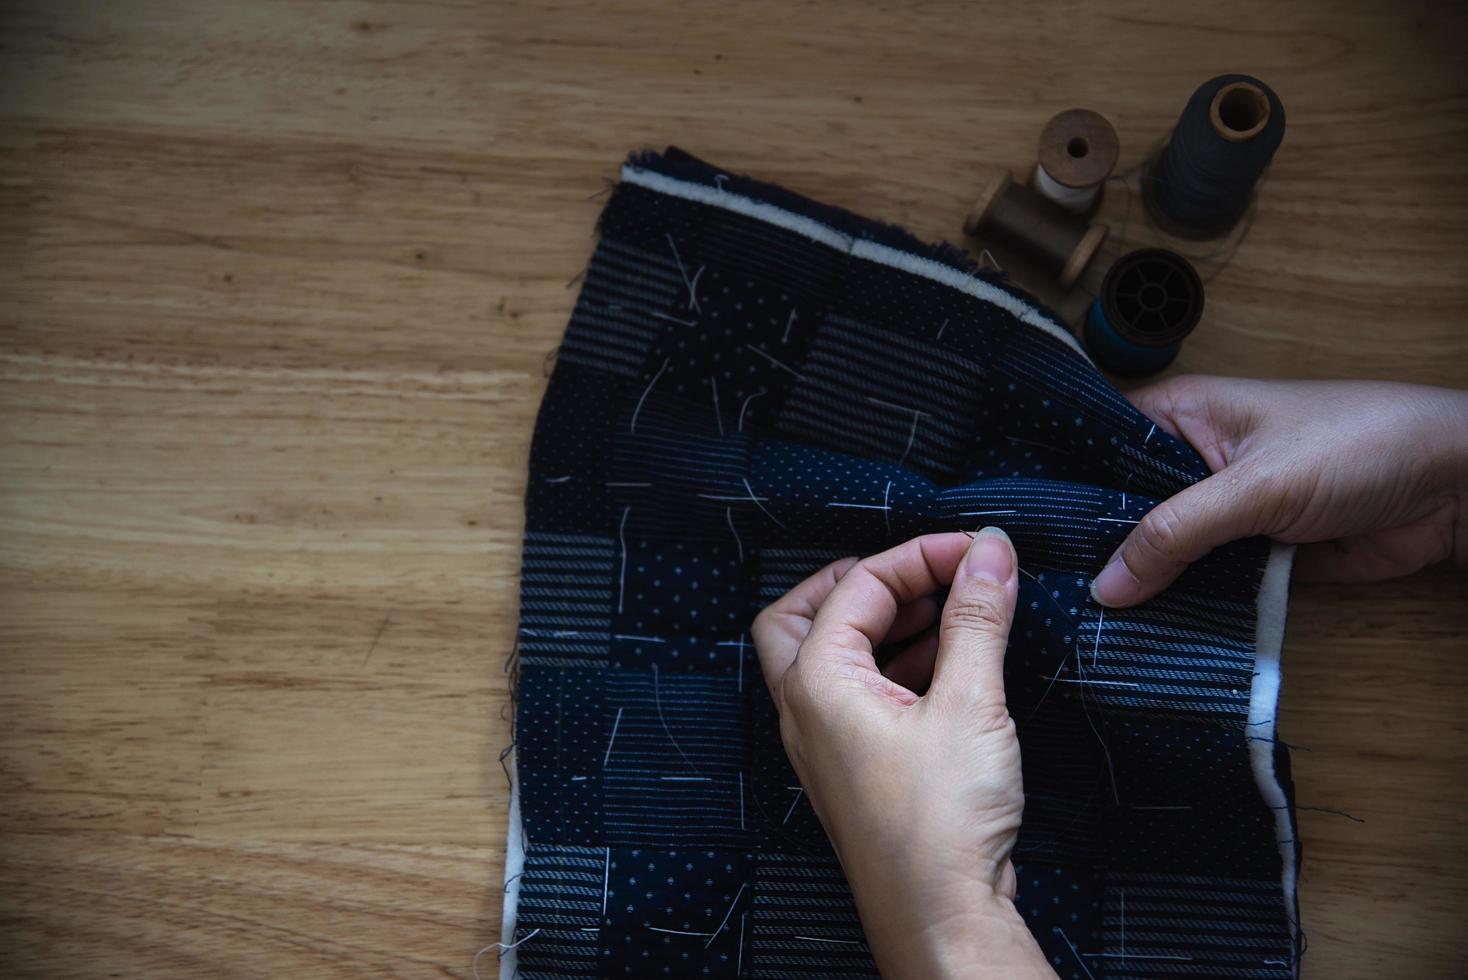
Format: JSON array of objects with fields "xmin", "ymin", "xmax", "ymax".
[{"xmin": 965, "ymin": 171, "xmax": 1108, "ymax": 290}]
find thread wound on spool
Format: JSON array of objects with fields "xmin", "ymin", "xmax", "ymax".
[
  {"xmin": 965, "ymin": 170, "xmax": 1107, "ymax": 289},
  {"xmin": 1145, "ymin": 74, "xmax": 1286, "ymax": 238},
  {"xmin": 1034, "ymin": 109, "xmax": 1119, "ymax": 214},
  {"xmin": 1084, "ymin": 248, "xmax": 1204, "ymax": 376}
]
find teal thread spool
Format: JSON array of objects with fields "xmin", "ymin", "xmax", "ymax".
[{"xmin": 1084, "ymin": 249, "xmax": 1204, "ymax": 376}]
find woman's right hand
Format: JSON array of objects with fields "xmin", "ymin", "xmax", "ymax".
[{"xmin": 1092, "ymin": 376, "xmax": 1468, "ymax": 608}]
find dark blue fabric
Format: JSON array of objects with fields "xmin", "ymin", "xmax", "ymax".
[{"xmin": 505, "ymin": 150, "xmax": 1300, "ymax": 979}]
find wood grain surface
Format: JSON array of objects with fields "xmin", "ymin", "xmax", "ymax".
[{"xmin": 1, "ymin": 1, "xmax": 1465, "ymax": 976}]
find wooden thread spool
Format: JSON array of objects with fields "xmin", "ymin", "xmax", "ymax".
[
  {"xmin": 1210, "ymin": 81, "xmax": 1271, "ymax": 142},
  {"xmin": 1033, "ymin": 109, "xmax": 1119, "ymax": 214},
  {"xmin": 964, "ymin": 171, "xmax": 1108, "ymax": 290}
]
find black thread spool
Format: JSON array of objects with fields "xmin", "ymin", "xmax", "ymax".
[
  {"xmin": 1084, "ymin": 248, "xmax": 1204, "ymax": 376},
  {"xmin": 1145, "ymin": 74, "xmax": 1286, "ymax": 238},
  {"xmin": 965, "ymin": 171, "xmax": 1108, "ymax": 289}
]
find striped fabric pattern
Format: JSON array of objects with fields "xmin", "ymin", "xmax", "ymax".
[{"xmin": 501, "ymin": 149, "xmax": 1301, "ymax": 979}]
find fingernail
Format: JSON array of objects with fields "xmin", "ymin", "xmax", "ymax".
[
  {"xmin": 1090, "ymin": 552, "xmax": 1140, "ymax": 607},
  {"xmin": 964, "ymin": 526, "xmax": 1014, "ymax": 584}
]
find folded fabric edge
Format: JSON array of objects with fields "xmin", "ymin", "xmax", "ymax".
[
  {"xmin": 1248, "ymin": 541, "xmax": 1300, "ymax": 976},
  {"xmin": 617, "ymin": 152, "xmax": 1090, "ymax": 363},
  {"xmin": 498, "ymin": 755, "xmax": 525, "ymax": 980}
]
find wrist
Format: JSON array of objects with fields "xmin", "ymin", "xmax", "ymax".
[
  {"xmin": 863, "ymin": 888, "xmax": 1052, "ymax": 980},
  {"xmin": 1423, "ymin": 387, "xmax": 1468, "ymax": 564},
  {"xmin": 1433, "ymin": 388, "xmax": 1468, "ymax": 487},
  {"xmin": 841, "ymin": 856, "xmax": 1052, "ymax": 980}
]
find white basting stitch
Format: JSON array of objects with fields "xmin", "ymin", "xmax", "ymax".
[
  {"xmin": 649, "ymin": 925, "xmax": 716, "ymax": 938},
  {"xmin": 601, "ymin": 846, "xmax": 611, "ymax": 915},
  {"xmin": 603, "ymin": 708, "xmax": 624, "ymax": 768},
  {"xmin": 1093, "ymin": 607, "xmax": 1104, "ymax": 668}
]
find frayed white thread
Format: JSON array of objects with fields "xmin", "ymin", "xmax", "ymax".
[
  {"xmin": 738, "ymin": 389, "xmax": 765, "ymax": 432},
  {"xmin": 630, "ymin": 359, "xmax": 670, "ymax": 434},
  {"xmin": 666, "ymin": 233, "xmax": 700, "ymax": 312},
  {"xmin": 710, "ymin": 377, "xmax": 725, "ymax": 435},
  {"xmin": 617, "ymin": 505, "xmax": 631, "ymax": 614},
  {"xmin": 653, "ymin": 664, "xmax": 700, "ymax": 774},
  {"xmin": 744, "ymin": 344, "xmax": 803, "ymax": 378},
  {"xmin": 1052, "ymin": 927, "xmax": 1097, "ymax": 980},
  {"xmin": 742, "ymin": 477, "xmax": 785, "ymax": 528},
  {"xmin": 726, "ymin": 507, "xmax": 744, "ymax": 564},
  {"xmin": 688, "ymin": 264, "xmax": 706, "ymax": 310},
  {"xmin": 738, "ymin": 771, "xmax": 746, "ymax": 829},
  {"xmin": 782, "ymin": 787, "xmax": 804, "ymax": 824},
  {"xmin": 703, "ymin": 882, "xmax": 748, "ymax": 948},
  {"xmin": 472, "ymin": 929, "xmax": 541, "ymax": 979}
]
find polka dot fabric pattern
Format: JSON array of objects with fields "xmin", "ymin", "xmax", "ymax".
[{"xmin": 500, "ymin": 149, "xmax": 1302, "ymax": 979}]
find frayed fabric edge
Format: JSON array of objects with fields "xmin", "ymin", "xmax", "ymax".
[{"xmin": 617, "ymin": 155, "xmax": 1089, "ymax": 362}]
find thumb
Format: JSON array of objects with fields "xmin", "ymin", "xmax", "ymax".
[
  {"xmin": 930, "ymin": 527, "xmax": 1018, "ymax": 712},
  {"xmin": 1091, "ymin": 468, "xmax": 1265, "ymax": 608}
]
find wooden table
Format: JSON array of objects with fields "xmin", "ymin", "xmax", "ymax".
[{"xmin": 2, "ymin": 2, "xmax": 1464, "ymax": 976}]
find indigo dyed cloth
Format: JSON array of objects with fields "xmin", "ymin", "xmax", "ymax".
[{"xmin": 500, "ymin": 149, "xmax": 1301, "ymax": 979}]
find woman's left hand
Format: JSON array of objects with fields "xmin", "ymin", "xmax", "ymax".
[{"xmin": 752, "ymin": 528, "xmax": 1053, "ymax": 980}]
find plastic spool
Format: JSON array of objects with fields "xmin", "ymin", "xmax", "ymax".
[
  {"xmin": 1032, "ymin": 109, "xmax": 1119, "ymax": 214},
  {"xmin": 1144, "ymin": 74, "xmax": 1286, "ymax": 238},
  {"xmin": 1083, "ymin": 248, "xmax": 1204, "ymax": 376},
  {"xmin": 964, "ymin": 171, "xmax": 1108, "ymax": 290}
]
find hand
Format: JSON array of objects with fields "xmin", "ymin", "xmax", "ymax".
[
  {"xmin": 752, "ymin": 529, "xmax": 1054, "ymax": 980},
  {"xmin": 1093, "ymin": 376, "xmax": 1468, "ymax": 608}
]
